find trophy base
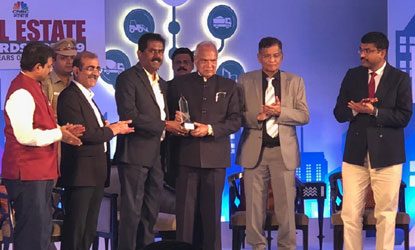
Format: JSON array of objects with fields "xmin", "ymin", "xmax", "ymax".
[{"xmin": 184, "ymin": 122, "xmax": 195, "ymax": 130}]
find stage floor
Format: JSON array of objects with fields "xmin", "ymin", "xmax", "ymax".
[
  {"xmin": 220, "ymin": 218, "xmax": 410, "ymax": 250},
  {"xmin": 53, "ymin": 218, "xmax": 412, "ymax": 249}
]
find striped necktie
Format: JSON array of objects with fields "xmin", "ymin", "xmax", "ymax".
[{"xmin": 265, "ymin": 77, "xmax": 278, "ymax": 138}]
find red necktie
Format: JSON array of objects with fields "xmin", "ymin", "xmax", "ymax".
[{"xmin": 368, "ymin": 72, "xmax": 377, "ymax": 98}]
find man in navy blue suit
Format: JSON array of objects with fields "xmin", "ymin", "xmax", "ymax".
[{"xmin": 334, "ymin": 31, "xmax": 412, "ymax": 250}]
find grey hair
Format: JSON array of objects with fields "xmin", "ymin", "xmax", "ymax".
[{"xmin": 194, "ymin": 41, "xmax": 217, "ymax": 58}]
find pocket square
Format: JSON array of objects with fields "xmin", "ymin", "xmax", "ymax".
[{"xmin": 215, "ymin": 92, "xmax": 226, "ymax": 102}]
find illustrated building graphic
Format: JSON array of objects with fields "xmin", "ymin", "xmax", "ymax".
[
  {"xmin": 396, "ymin": 14, "xmax": 415, "ymax": 76},
  {"xmin": 296, "ymin": 152, "xmax": 328, "ymax": 182}
]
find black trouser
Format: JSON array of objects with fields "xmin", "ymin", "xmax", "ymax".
[
  {"xmin": 175, "ymin": 166, "xmax": 225, "ymax": 250},
  {"xmin": 61, "ymin": 186, "xmax": 104, "ymax": 250},
  {"xmin": 117, "ymin": 161, "xmax": 163, "ymax": 250},
  {"xmin": 3, "ymin": 179, "xmax": 54, "ymax": 250}
]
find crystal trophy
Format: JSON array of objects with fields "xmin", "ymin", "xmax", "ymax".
[{"xmin": 178, "ymin": 96, "xmax": 195, "ymax": 130}]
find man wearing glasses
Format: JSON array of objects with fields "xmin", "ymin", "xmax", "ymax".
[
  {"xmin": 334, "ymin": 31, "xmax": 412, "ymax": 250},
  {"xmin": 236, "ymin": 37, "xmax": 309, "ymax": 250},
  {"xmin": 57, "ymin": 51, "xmax": 134, "ymax": 250}
]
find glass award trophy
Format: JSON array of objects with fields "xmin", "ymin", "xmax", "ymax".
[{"xmin": 178, "ymin": 96, "xmax": 195, "ymax": 130}]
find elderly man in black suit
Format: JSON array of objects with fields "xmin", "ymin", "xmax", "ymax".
[
  {"xmin": 114, "ymin": 33, "xmax": 185, "ymax": 250},
  {"xmin": 168, "ymin": 41, "xmax": 241, "ymax": 250},
  {"xmin": 57, "ymin": 51, "xmax": 134, "ymax": 250},
  {"xmin": 334, "ymin": 31, "xmax": 412, "ymax": 250}
]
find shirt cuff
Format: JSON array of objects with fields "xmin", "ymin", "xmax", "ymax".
[
  {"xmin": 352, "ymin": 110, "xmax": 358, "ymax": 116},
  {"xmin": 207, "ymin": 124, "xmax": 214, "ymax": 136},
  {"xmin": 371, "ymin": 107, "xmax": 379, "ymax": 117},
  {"xmin": 56, "ymin": 127, "xmax": 63, "ymax": 141}
]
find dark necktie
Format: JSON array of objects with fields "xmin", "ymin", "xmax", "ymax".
[{"xmin": 368, "ymin": 72, "xmax": 377, "ymax": 98}]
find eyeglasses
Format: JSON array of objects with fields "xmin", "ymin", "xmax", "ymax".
[
  {"xmin": 81, "ymin": 66, "xmax": 102, "ymax": 73},
  {"xmin": 261, "ymin": 53, "xmax": 282, "ymax": 61},
  {"xmin": 358, "ymin": 48, "xmax": 379, "ymax": 55}
]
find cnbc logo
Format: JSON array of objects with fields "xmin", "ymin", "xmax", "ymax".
[{"xmin": 12, "ymin": 1, "xmax": 29, "ymax": 18}]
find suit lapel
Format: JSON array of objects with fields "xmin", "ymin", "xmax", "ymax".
[
  {"xmin": 135, "ymin": 64, "xmax": 158, "ymax": 105},
  {"xmin": 353, "ymin": 68, "xmax": 369, "ymax": 101},
  {"xmin": 91, "ymin": 98, "xmax": 105, "ymax": 123},
  {"xmin": 280, "ymin": 71, "xmax": 288, "ymax": 105},
  {"xmin": 159, "ymin": 79, "xmax": 169, "ymax": 120},
  {"xmin": 254, "ymin": 70, "xmax": 262, "ymax": 105},
  {"xmin": 375, "ymin": 64, "xmax": 393, "ymax": 102},
  {"xmin": 70, "ymin": 82, "xmax": 102, "ymax": 126}
]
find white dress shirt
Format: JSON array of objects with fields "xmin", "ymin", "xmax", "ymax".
[
  {"xmin": 368, "ymin": 61, "xmax": 386, "ymax": 92},
  {"xmin": 5, "ymin": 73, "xmax": 62, "ymax": 147},
  {"xmin": 352, "ymin": 61, "xmax": 387, "ymax": 117},
  {"xmin": 143, "ymin": 68, "xmax": 166, "ymax": 140},
  {"xmin": 73, "ymin": 81, "xmax": 107, "ymax": 152}
]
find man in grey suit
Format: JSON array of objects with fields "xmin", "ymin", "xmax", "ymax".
[{"xmin": 236, "ymin": 37, "xmax": 309, "ymax": 250}]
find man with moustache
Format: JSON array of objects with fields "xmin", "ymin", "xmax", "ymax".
[
  {"xmin": 334, "ymin": 32, "xmax": 412, "ymax": 250},
  {"xmin": 42, "ymin": 38, "xmax": 77, "ymax": 115},
  {"xmin": 168, "ymin": 41, "xmax": 241, "ymax": 250},
  {"xmin": 57, "ymin": 51, "xmax": 134, "ymax": 250},
  {"xmin": 2, "ymin": 41, "xmax": 83, "ymax": 250},
  {"xmin": 236, "ymin": 37, "xmax": 309, "ymax": 250},
  {"xmin": 171, "ymin": 47, "xmax": 194, "ymax": 77},
  {"xmin": 114, "ymin": 33, "xmax": 186, "ymax": 249},
  {"xmin": 163, "ymin": 47, "xmax": 195, "ymax": 191}
]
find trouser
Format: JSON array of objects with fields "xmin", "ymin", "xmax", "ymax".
[
  {"xmin": 4, "ymin": 179, "xmax": 54, "ymax": 250},
  {"xmin": 244, "ymin": 147, "xmax": 296, "ymax": 250},
  {"xmin": 341, "ymin": 155, "xmax": 402, "ymax": 250},
  {"xmin": 117, "ymin": 161, "xmax": 163, "ymax": 250},
  {"xmin": 61, "ymin": 186, "xmax": 104, "ymax": 250},
  {"xmin": 176, "ymin": 166, "xmax": 225, "ymax": 250}
]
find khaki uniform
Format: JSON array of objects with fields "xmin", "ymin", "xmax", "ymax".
[{"xmin": 42, "ymin": 71, "xmax": 72, "ymax": 115}]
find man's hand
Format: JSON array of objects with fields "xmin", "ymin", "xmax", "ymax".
[
  {"xmin": 257, "ymin": 112, "xmax": 269, "ymax": 121},
  {"xmin": 166, "ymin": 120, "xmax": 188, "ymax": 135},
  {"xmin": 361, "ymin": 97, "xmax": 378, "ymax": 104},
  {"xmin": 108, "ymin": 120, "xmax": 135, "ymax": 135},
  {"xmin": 191, "ymin": 122, "xmax": 209, "ymax": 137},
  {"xmin": 348, "ymin": 99, "xmax": 375, "ymax": 114},
  {"xmin": 60, "ymin": 125, "xmax": 83, "ymax": 146},
  {"xmin": 263, "ymin": 96, "xmax": 281, "ymax": 116},
  {"xmin": 64, "ymin": 124, "xmax": 85, "ymax": 137},
  {"xmin": 175, "ymin": 111, "xmax": 184, "ymax": 123}
]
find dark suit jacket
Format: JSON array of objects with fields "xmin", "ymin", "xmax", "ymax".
[
  {"xmin": 333, "ymin": 63, "xmax": 412, "ymax": 168},
  {"xmin": 114, "ymin": 63, "xmax": 168, "ymax": 167},
  {"xmin": 168, "ymin": 72, "xmax": 241, "ymax": 168},
  {"xmin": 57, "ymin": 82, "xmax": 114, "ymax": 187}
]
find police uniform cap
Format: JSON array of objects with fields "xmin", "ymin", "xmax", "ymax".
[{"xmin": 51, "ymin": 38, "xmax": 77, "ymax": 56}]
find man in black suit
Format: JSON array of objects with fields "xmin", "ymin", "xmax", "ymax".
[
  {"xmin": 334, "ymin": 32, "xmax": 412, "ymax": 250},
  {"xmin": 114, "ymin": 33, "xmax": 185, "ymax": 250},
  {"xmin": 168, "ymin": 41, "xmax": 241, "ymax": 250},
  {"xmin": 160, "ymin": 47, "xmax": 195, "ymax": 215},
  {"xmin": 57, "ymin": 51, "xmax": 134, "ymax": 250}
]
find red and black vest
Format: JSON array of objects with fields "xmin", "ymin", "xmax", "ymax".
[{"xmin": 2, "ymin": 72, "xmax": 58, "ymax": 180}]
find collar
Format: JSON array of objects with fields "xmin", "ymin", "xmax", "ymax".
[
  {"xmin": 20, "ymin": 71, "xmax": 41, "ymax": 85},
  {"xmin": 369, "ymin": 61, "xmax": 387, "ymax": 75},
  {"xmin": 197, "ymin": 72, "xmax": 212, "ymax": 82},
  {"xmin": 262, "ymin": 70, "xmax": 280, "ymax": 80},
  {"xmin": 143, "ymin": 67, "xmax": 159, "ymax": 83},
  {"xmin": 50, "ymin": 70, "xmax": 72, "ymax": 85},
  {"xmin": 73, "ymin": 80, "xmax": 94, "ymax": 99}
]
